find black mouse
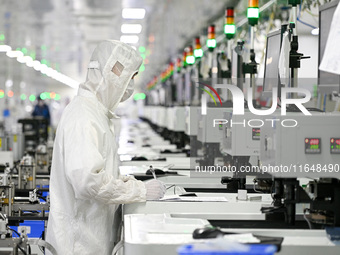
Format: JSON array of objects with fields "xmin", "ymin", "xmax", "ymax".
[
  {"xmin": 192, "ymin": 227, "xmax": 224, "ymax": 239},
  {"xmin": 131, "ymin": 156, "xmax": 148, "ymax": 161},
  {"xmin": 145, "ymin": 169, "xmax": 165, "ymax": 175}
]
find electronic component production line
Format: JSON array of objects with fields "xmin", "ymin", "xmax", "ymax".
[{"xmin": 1, "ymin": 0, "xmax": 340, "ymax": 254}]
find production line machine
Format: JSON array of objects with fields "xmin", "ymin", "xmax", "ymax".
[{"xmin": 121, "ymin": 1, "xmax": 340, "ymax": 253}]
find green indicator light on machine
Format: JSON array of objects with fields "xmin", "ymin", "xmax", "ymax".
[
  {"xmin": 20, "ymin": 94, "xmax": 26, "ymax": 100},
  {"xmin": 206, "ymin": 39, "xmax": 216, "ymax": 48},
  {"xmin": 139, "ymin": 46, "xmax": 146, "ymax": 53},
  {"xmin": 140, "ymin": 64, "xmax": 145, "ymax": 72},
  {"xmin": 21, "ymin": 48, "xmax": 28, "ymax": 54},
  {"xmin": 29, "ymin": 95, "xmax": 36, "ymax": 102},
  {"xmin": 0, "ymin": 34, "xmax": 5, "ymax": 41},
  {"xmin": 331, "ymin": 146, "xmax": 334, "ymax": 149},
  {"xmin": 224, "ymin": 24, "xmax": 236, "ymax": 35},
  {"xmin": 30, "ymin": 52, "xmax": 36, "ymax": 60},
  {"xmin": 40, "ymin": 92, "xmax": 47, "ymax": 100},
  {"xmin": 194, "ymin": 49, "xmax": 203, "ymax": 58},
  {"xmin": 186, "ymin": 55, "xmax": 195, "ymax": 65},
  {"xmin": 247, "ymin": 7, "xmax": 259, "ymax": 18}
]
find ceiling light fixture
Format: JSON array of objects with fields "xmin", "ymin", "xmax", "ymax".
[
  {"xmin": 6, "ymin": 50, "xmax": 23, "ymax": 58},
  {"xmin": 122, "ymin": 8, "xmax": 146, "ymax": 19},
  {"xmin": 120, "ymin": 35, "xmax": 139, "ymax": 44},
  {"xmin": 2, "ymin": 43, "xmax": 79, "ymax": 89},
  {"xmin": 0, "ymin": 45, "xmax": 11, "ymax": 52},
  {"xmin": 121, "ymin": 24, "xmax": 142, "ymax": 34}
]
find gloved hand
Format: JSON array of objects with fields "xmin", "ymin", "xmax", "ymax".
[
  {"xmin": 144, "ymin": 179, "xmax": 166, "ymax": 200},
  {"xmin": 119, "ymin": 175, "xmax": 136, "ymax": 182}
]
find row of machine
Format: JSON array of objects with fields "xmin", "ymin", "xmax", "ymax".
[
  {"xmin": 0, "ymin": 118, "xmax": 52, "ymax": 254},
  {"xmin": 117, "ymin": 1, "xmax": 340, "ymax": 255}
]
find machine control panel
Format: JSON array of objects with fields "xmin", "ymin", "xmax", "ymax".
[
  {"xmin": 252, "ymin": 128, "xmax": 261, "ymax": 140},
  {"xmin": 305, "ymin": 138, "xmax": 321, "ymax": 154},
  {"xmin": 330, "ymin": 138, "xmax": 340, "ymax": 154}
]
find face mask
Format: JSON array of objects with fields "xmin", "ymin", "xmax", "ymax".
[{"xmin": 120, "ymin": 79, "xmax": 134, "ymax": 102}]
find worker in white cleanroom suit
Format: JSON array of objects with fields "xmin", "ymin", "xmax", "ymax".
[{"xmin": 46, "ymin": 40, "xmax": 166, "ymax": 255}]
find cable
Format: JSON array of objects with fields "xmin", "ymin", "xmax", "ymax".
[
  {"xmin": 297, "ymin": 4, "xmax": 318, "ymax": 29},
  {"xmin": 252, "ymin": 180, "xmax": 262, "ymax": 193},
  {"xmin": 166, "ymin": 185, "xmax": 175, "ymax": 190},
  {"xmin": 37, "ymin": 195, "xmax": 47, "ymax": 201},
  {"xmin": 306, "ymin": 107, "xmax": 324, "ymax": 112},
  {"xmin": 17, "ymin": 245, "xmax": 27, "ymax": 255},
  {"xmin": 303, "ymin": 208, "xmax": 312, "ymax": 229},
  {"xmin": 297, "ymin": 18, "xmax": 317, "ymax": 29},
  {"xmin": 9, "ymin": 228, "xmax": 21, "ymax": 237}
]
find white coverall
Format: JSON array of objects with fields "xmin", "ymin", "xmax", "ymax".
[{"xmin": 46, "ymin": 40, "xmax": 147, "ymax": 255}]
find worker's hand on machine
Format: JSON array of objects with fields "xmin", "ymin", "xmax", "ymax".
[{"xmin": 145, "ymin": 179, "xmax": 166, "ymax": 200}]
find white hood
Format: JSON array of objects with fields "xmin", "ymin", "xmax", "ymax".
[{"xmin": 79, "ymin": 40, "xmax": 143, "ymax": 113}]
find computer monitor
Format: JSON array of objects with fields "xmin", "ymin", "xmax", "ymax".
[
  {"xmin": 318, "ymin": 0, "xmax": 340, "ymax": 93},
  {"xmin": 262, "ymin": 29, "xmax": 282, "ymax": 98}
]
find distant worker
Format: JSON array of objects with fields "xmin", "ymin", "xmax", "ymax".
[
  {"xmin": 32, "ymin": 97, "xmax": 51, "ymax": 125},
  {"xmin": 46, "ymin": 40, "xmax": 166, "ymax": 255}
]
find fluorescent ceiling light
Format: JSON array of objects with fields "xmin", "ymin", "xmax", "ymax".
[
  {"xmin": 40, "ymin": 64, "xmax": 49, "ymax": 74},
  {"xmin": 121, "ymin": 24, "xmax": 142, "ymax": 34},
  {"xmin": 2, "ymin": 43, "xmax": 79, "ymax": 89},
  {"xmin": 6, "ymin": 50, "xmax": 23, "ymax": 58},
  {"xmin": 0, "ymin": 45, "xmax": 11, "ymax": 52},
  {"xmin": 122, "ymin": 8, "xmax": 146, "ymax": 19},
  {"xmin": 120, "ymin": 35, "xmax": 139, "ymax": 44},
  {"xmin": 17, "ymin": 55, "xmax": 33, "ymax": 64},
  {"xmin": 33, "ymin": 60, "xmax": 42, "ymax": 71}
]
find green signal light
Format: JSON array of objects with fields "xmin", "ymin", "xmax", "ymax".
[
  {"xmin": 134, "ymin": 93, "xmax": 146, "ymax": 101},
  {"xmin": 41, "ymin": 59, "xmax": 47, "ymax": 65},
  {"xmin": 194, "ymin": 48, "xmax": 203, "ymax": 58},
  {"xmin": 0, "ymin": 91, "xmax": 4, "ymax": 98},
  {"xmin": 20, "ymin": 94, "xmax": 26, "ymax": 100},
  {"xmin": 40, "ymin": 92, "xmax": 47, "ymax": 100},
  {"xmin": 21, "ymin": 48, "xmax": 28, "ymax": 54},
  {"xmin": 140, "ymin": 64, "xmax": 145, "ymax": 72},
  {"xmin": 29, "ymin": 95, "xmax": 36, "ymax": 102},
  {"xmin": 247, "ymin": 7, "xmax": 259, "ymax": 18},
  {"xmin": 140, "ymin": 53, "xmax": 146, "ymax": 59},
  {"xmin": 331, "ymin": 146, "xmax": 334, "ymax": 149},
  {"xmin": 186, "ymin": 55, "xmax": 195, "ymax": 65},
  {"xmin": 55, "ymin": 94, "xmax": 61, "ymax": 101},
  {"xmin": 224, "ymin": 24, "xmax": 236, "ymax": 35},
  {"xmin": 247, "ymin": 7, "xmax": 259, "ymax": 26},
  {"xmin": 138, "ymin": 46, "xmax": 146, "ymax": 53},
  {"xmin": 206, "ymin": 39, "xmax": 216, "ymax": 49},
  {"xmin": 30, "ymin": 51, "xmax": 36, "ymax": 60},
  {"xmin": 0, "ymin": 34, "xmax": 5, "ymax": 41}
]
